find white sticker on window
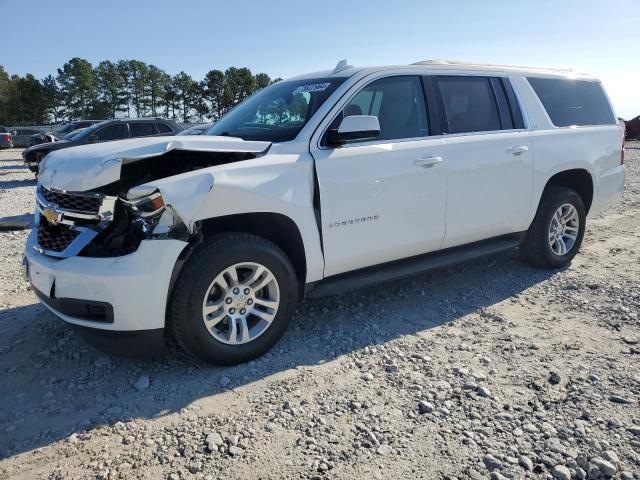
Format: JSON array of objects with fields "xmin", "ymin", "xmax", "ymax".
[{"xmin": 292, "ymin": 83, "xmax": 331, "ymax": 95}]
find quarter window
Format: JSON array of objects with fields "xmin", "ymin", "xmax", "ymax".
[
  {"xmin": 527, "ymin": 77, "xmax": 615, "ymax": 127},
  {"xmin": 339, "ymin": 75, "xmax": 428, "ymax": 141},
  {"xmin": 436, "ymin": 76, "xmax": 502, "ymax": 134}
]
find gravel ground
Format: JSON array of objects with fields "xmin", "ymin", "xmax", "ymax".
[{"xmin": 0, "ymin": 144, "xmax": 639, "ymax": 480}]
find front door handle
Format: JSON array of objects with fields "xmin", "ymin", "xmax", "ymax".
[
  {"xmin": 415, "ymin": 156, "xmax": 443, "ymax": 167},
  {"xmin": 507, "ymin": 145, "xmax": 529, "ymax": 155}
]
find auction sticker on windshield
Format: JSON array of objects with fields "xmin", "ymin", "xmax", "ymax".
[{"xmin": 292, "ymin": 83, "xmax": 331, "ymax": 94}]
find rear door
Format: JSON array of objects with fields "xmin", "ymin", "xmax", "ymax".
[
  {"xmin": 311, "ymin": 74, "xmax": 447, "ymax": 277},
  {"xmin": 432, "ymin": 75, "xmax": 533, "ymax": 248}
]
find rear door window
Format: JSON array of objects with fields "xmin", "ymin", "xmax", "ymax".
[
  {"xmin": 129, "ymin": 122, "xmax": 157, "ymax": 137},
  {"xmin": 436, "ymin": 76, "xmax": 502, "ymax": 134},
  {"xmin": 527, "ymin": 77, "xmax": 615, "ymax": 127},
  {"xmin": 94, "ymin": 124, "xmax": 126, "ymax": 141}
]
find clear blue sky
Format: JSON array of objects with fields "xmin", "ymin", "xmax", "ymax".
[{"xmin": 3, "ymin": 0, "xmax": 639, "ymax": 118}]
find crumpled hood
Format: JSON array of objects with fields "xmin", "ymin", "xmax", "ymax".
[{"xmin": 38, "ymin": 135, "xmax": 271, "ymax": 192}]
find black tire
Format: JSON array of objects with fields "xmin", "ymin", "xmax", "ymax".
[
  {"xmin": 169, "ymin": 233, "xmax": 299, "ymax": 365},
  {"xmin": 521, "ymin": 186, "xmax": 586, "ymax": 268}
]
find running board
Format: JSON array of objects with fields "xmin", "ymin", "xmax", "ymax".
[{"xmin": 305, "ymin": 233, "xmax": 525, "ymax": 298}]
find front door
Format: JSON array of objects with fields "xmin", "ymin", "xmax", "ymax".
[{"xmin": 311, "ymin": 75, "xmax": 447, "ymax": 277}]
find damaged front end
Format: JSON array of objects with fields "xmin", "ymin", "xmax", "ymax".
[
  {"xmin": 34, "ymin": 183, "xmax": 190, "ymax": 258},
  {"xmin": 32, "ymin": 138, "xmax": 271, "ymax": 259}
]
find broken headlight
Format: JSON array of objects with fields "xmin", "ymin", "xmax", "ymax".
[{"xmin": 121, "ymin": 186, "xmax": 178, "ymax": 236}]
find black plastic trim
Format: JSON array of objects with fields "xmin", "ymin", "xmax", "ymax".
[
  {"xmin": 501, "ymin": 78, "xmax": 526, "ymax": 129},
  {"xmin": 34, "ymin": 285, "xmax": 114, "ymax": 323},
  {"xmin": 71, "ymin": 325, "xmax": 166, "ymax": 358},
  {"xmin": 305, "ymin": 232, "xmax": 525, "ymax": 298},
  {"xmin": 422, "ymin": 76, "xmax": 447, "ymax": 135}
]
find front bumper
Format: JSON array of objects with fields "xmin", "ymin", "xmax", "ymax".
[{"xmin": 24, "ymin": 229, "xmax": 188, "ymax": 332}]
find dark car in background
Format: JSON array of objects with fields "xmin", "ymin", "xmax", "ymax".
[
  {"xmin": 9, "ymin": 127, "xmax": 45, "ymax": 148},
  {"xmin": 625, "ymin": 115, "xmax": 640, "ymax": 140},
  {"xmin": 29, "ymin": 120, "xmax": 105, "ymax": 147},
  {"xmin": 177, "ymin": 123, "xmax": 214, "ymax": 135},
  {"xmin": 0, "ymin": 126, "xmax": 13, "ymax": 149},
  {"xmin": 23, "ymin": 118, "xmax": 183, "ymax": 173}
]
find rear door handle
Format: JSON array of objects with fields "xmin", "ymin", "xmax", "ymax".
[
  {"xmin": 415, "ymin": 156, "xmax": 443, "ymax": 167},
  {"xmin": 507, "ymin": 145, "xmax": 529, "ymax": 155}
]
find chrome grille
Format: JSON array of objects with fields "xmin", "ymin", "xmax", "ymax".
[
  {"xmin": 40, "ymin": 186, "xmax": 102, "ymax": 213},
  {"xmin": 37, "ymin": 221, "xmax": 81, "ymax": 252}
]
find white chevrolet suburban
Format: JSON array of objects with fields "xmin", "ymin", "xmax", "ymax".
[{"xmin": 24, "ymin": 60, "xmax": 626, "ymax": 364}]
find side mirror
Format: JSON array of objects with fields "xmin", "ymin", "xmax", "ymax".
[
  {"xmin": 327, "ymin": 115, "xmax": 380, "ymax": 146},
  {"xmin": 87, "ymin": 133, "xmax": 98, "ymax": 143}
]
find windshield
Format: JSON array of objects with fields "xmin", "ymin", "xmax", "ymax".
[
  {"xmin": 62, "ymin": 128, "xmax": 86, "ymax": 140},
  {"xmin": 207, "ymin": 77, "xmax": 345, "ymax": 142}
]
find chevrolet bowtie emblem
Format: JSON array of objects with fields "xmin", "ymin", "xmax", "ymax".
[{"xmin": 42, "ymin": 208, "xmax": 62, "ymax": 224}]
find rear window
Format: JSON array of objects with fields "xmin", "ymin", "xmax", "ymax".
[{"xmin": 527, "ymin": 78, "xmax": 615, "ymax": 127}]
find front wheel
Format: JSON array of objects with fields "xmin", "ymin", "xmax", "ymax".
[
  {"xmin": 169, "ymin": 233, "xmax": 299, "ymax": 365},
  {"xmin": 521, "ymin": 186, "xmax": 586, "ymax": 268}
]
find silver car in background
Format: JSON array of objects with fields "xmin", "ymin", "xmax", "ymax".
[{"xmin": 9, "ymin": 127, "xmax": 45, "ymax": 148}]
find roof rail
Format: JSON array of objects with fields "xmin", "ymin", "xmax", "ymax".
[{"xmin": 411, "ymin": 59, "xmax": 573, "ymax": 72}]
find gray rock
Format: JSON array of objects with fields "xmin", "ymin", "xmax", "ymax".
[
  {"xmin": 607, "ymin": 417, "xmax": 623, "ymax": 429},
  {"xmin": 226, "ymin": 434, "xmax": 240, "ymax": 446},
  {"xmin": 552, "ymin": 465, "xmax": 571, "ymax": 480},
  {"xmin": 483, "ymin": 454, "xmax": 502, "ymax": 471},
  {"xmin": 362, "ymin": 372, "xmax": 374, "ymax": 381},
  {"xmin": 549, "ymin": 371, "xmax": 561, "ymax": 385},
  {"xmin": 601, "ymin": 450, "xmax": 618, "ymax": 464},
  {"xmin": 609, "ymin": 395, "xmax": 633, "ymax": 404},
  {"xmin": 518, "ymin": 455, "xmax": 533, "ymax": 471},
  {"xmin": 205, "ymin": 432, "xmax": 223, "ymax": 446},
  {"xmin": 418, "ymin": 401, "xmax": 434, "ymax": 414},
  {"xmin": 477, "ymin": 386, "xmax": 491, "ymax": 398},
  {"xmin": 590, "ymin": 457, "xmax": 616, "ymax": 477},
  {"xmin": 587, "ymin": 465, "xmax": 600, "ymax": 480},
  {"xmin": 490, "ymin": 472, "xmax": 508, "ymax": 480},
  {"xmin": 228, "ymin": 445, "xmax": 244, "ymax": 456}
]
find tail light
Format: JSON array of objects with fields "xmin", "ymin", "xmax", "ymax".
[{"xmin": 619, "ymin": 123, "xmax": 625, "ymax": 165}]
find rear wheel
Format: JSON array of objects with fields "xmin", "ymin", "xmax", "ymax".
[
  {"xmin": 521, "ymin": 186, "xmax": 586, "ymax": 268},
  {"xmin": 169, "ymin": 233, "xmax": 298, "ymax": 365}
]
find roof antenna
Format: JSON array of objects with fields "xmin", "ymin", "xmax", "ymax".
[{"xmin": 332, "ymin": 59, "xmax": 352, "ymax": 74}]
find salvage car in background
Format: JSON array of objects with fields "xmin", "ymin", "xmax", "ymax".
[
  {"xmin": 9, "ymin": 127, "xmax": 45, "ymax": 148},
  {"xmin": 625, "ymin": 114, "xmax": 640, "ymax": 139},
  {"xmin": 23, "ymin": 118, "xmax": 183, "ymax": 173},
  {"xmin": 29, "ymin": 120, "xmax": 105, "ymax": 147},
  {"xmin": 177, "ymin": 123, "xmax": 214, "ymax": 135},
  {"xmin": 0, "ymin": 126, "xmax": 12, "ymax": 148}
]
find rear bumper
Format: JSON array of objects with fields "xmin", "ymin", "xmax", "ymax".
[
  {"xmin": 591, "ymin": 164, "xmax": 625, "ymax": 216},
  {"xmin": 24, "ymin": 230, "xmax": 188, "ymax": 332}
]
